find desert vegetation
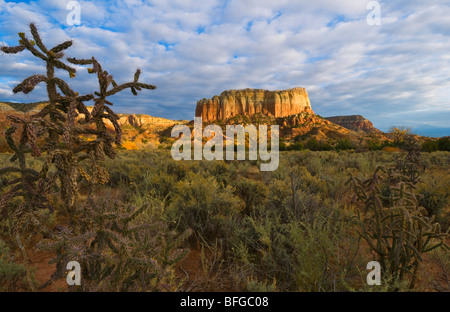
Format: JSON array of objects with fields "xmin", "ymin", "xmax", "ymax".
[
  {"xmin": 1, "ymin": 147, "xmax": 448, "ymax": 291},
  {"xmin": 0, "ymin": 25, "xmax": 448, "ymax": 292}
]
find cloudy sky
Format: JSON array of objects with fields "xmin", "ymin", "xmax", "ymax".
[{"xmin": 0, "ymin": 0, "xmax": 449, "ymax": 136}]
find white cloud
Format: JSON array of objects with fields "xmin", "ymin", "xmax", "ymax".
[{"xmin": 0, "ymin": 0, "xmax": 449, "ymax": 136}]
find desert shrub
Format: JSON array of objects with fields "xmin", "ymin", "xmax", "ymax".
[
  {"xmin": 100, "ymin": 150, "xmax": 450, "ymax": 291},
  {"xmin": 279, "ymin": 138, "xmax": 287, "ymax": 151},
  {"xmin": 233, "ymin": 177, "xmax": 268, "ymax": 215},
  {"xmin": 159, "ymin": 136, "xmax": 171, "ymax": 144},
  {"xmin": 418, "ymin": 188, "xmax": 448, "ymax": 228},
  {"xmin": 210, "ymin": 161, "xmax": 228, "ymax": 176},
  {"xmin": 0, "ymin": 24, "xmax": 154, "ymax": 219},
  {"xmin": 353, "ymin": 153, "xmax": 377, "ymax": 174},
  {"xmin": 167, "ymin": 175, "xmax": 242, "ymax": 242},
  {"xmin": 421, "ymin": 140, "xmax": 439, "ymax": 152},
  {"xmin": 288, "ymin": 217, "xmax": 356, "ymax": 291},
  {"xmin": 0, "ymin": 240, "xmax": 31, "ymax": 291},
  {"xmin": 0, "ymin": 24, "xmax": 193, "ymax": 292},
  {"xmin": 426, "ymin": 247, "xmax": 450, "ymax": 292},
  {"xmin": 107, "ymin": 171, "xmax": 131, "ymax": 187},
  {"xmin": 246, "ymin": 277, "xmax": 278, "ymax": 292},
  {"xmin": 269, "ymin": 165, "xmax": 338, "ymax": 225},
  {"xmin": 231, "ymin": 215, "xmax": 294, "ymax": 290},
  {"xmin": 336, "ymin": 139, "xmax": 354, "ymax": 151},
  {"xmin": 166, "ymin": 160, "xmax": 188, "ymax": 181},
  {"xmin": 209, "ymin": 161, "xmax": 230, "ymax": 186},
  {"xmin": 423, "ymin": 151, "xmax": 450, "ymax": 167},
  {"xmin": 367, "ymin": 140, "xmax": 383, "ymax": 151},
  {"xmin": 304, "ymin": 139, "xmax": 335, "ymax": 151},
  {"xmin": 417, "ymin": 171, "xmax": 450, "ymax": 230},
  {"xmin": 437, "ymin": 137, "xmax": 450, "ymax": 151},
  {"xmin": 290, "ymin": 166, "xmax": 328, "ymax": 195},
  {"xmin": 266, "ymin": 179, "xmax": 291, "ymax": 212},
  {"xmin": 38, "ymin": 199, "xmax": 190, "ymax": 291},
  {"xmin": 306, "ymin": 138, "xmax": 320, "ymax": 151},
  {"xmin": 319, "ymin": 142, "xmax": 334, "ymax": 151},
  {"xmin": 144, "ymin": 171, "xmax": 176, "ymax": 199},
  {"xmin": 232, "ymin": 211, "xmax": 362, "ymax": 292},
  {"xmin": 389, "ymin": 126, "xmax": 413, "ymax": 147},
  {"xmin": 303, "ymin": 154, "xmax": 323, "ymax": 177},
  {"xmin": 289, "ymin": 142, "xmax": 304, "ymax": 151}
]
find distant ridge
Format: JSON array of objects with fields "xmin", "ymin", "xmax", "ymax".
[
  {"xmin": 0, "ymin": 101, "xmax": 187, "ymax": 151},
  {"xmin": 325, "ymin": 115, "xmax": 382, "ymax": 133}
]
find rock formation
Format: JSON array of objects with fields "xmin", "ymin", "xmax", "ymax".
[
  {"xmin": 195, "ymin": 87, "xmax": 313, "ymax": 122},
  {"xmin": 0, "ymin": 101, "xmax": 187, "ymax": 152},
  {"xmin": 325, "ymin": 115, "xmax": 381, "ymax": 133},
  {"xmin": 107, "ymin": 113, "xmax": 181, "ymax": 128}
]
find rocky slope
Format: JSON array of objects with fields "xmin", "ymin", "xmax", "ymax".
[
  {"xmin": 325, "ymin": 115, "xmax": 382, "ymax": 133},
  {"xmin": 189, "ymin": 111, "xmax": 389, "ymax": 150},
  {"xmin": 195, "ymin": 87, "xmax": 313, "ymax": 122},
  {"xmin": 0, "ymin": 101, "xmax": 186, "ymax": 151},
  {"xmin": 0, "ymin": 101, "xmax": 180, "ymax": 128},
  {"xmin": 0, "ymin": 96, "xmax": 403, "ymax": 152}
]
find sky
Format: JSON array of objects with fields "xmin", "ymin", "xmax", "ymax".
[{"xmin": 0, "ymin": 0, "xmax": 449, "ymax": 137}]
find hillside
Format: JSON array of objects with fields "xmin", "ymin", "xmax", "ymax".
[
  {"xmin": 0, "ymin": 97, "xmax": 437, "ymax": 153},
  {"xmin": 0, "ymin": 101, "xmax": 187, "ymax": 152},
  {"xmin": 183, "ymin": 112, "xmax": 390, "ymax": 151}
]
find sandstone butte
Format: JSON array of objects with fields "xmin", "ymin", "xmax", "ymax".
[{"xmin": 195, "ymin": 87, "xmax": 314, "ymax": 122}]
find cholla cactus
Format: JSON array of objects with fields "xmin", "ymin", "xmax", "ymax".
[
  {"xmin": 37, "ymin": 198, "xmax": 191, "ymax": 291},
  {"xmin": 0, "ymin": 24, "xmax": 157, "ymax": 290},
  {"xmin": 0, "ymin": 23, "xmax": 155, "ymax": 215},
  {"xmin": 0, "ymin": 24, "xmax": 193, "ymax": 292},
  {"xmin": 347, "ymin": 148, "xmax": 449, "ymax": 289}
]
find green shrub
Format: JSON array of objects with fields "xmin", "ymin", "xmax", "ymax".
[
  {"xmin": 38, "ymin": 199, "xmax": 190, "ymax": 291},
  {"xmin": 0, "ymin": 240, "xmax": 30, "ymax": 291},
  {"xmin": 168, "ymin": 176, "xmax": 242, "ymax": 241},
  {"xmin": 367, "ymin": 140, "xmax": 383, "ymax": 151},
  {"xmin": 336, "ymin": 139, "xmax": 354, "ymax": 151},
  {"xmin": 306, "ymin": 138, "xmax": 320, "ymax": 151},
  {"xmin": 232, "ymin": 212, "xmax": 360, "ymax": 291},
  {"xmin": 320, "ymin": 142, "xmax": 334, "ymax": 151},
  {"xmin": 146, "ymin": 171, "xmax": 177, "ymax": 198},
  {"xmin": 233, "ymin": 177, "xmax": 268, "ymax": 214},
  {"xmin": 279, "ymin": 138, "xmax": 287, "ymax": 151},
  {"xmin": 437, "ymin": 137, "xmax": 450, "ymax": 151},
  {"xmin": 289, "ymin": 142, "xmax": 304, "ymax": 151},
  {"xmin": 421, "ymin": 140, "xmax": 439, "ymax": 152},
  {"xmin": 417, "ymin": 171, "xmax": 450, "ymax": 230},
  {"xmin": 246, "ymin": 277, "xmax": 277, "ymax": 292}
]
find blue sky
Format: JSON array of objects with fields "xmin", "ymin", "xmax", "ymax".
[{"xmin": 0, "ymin": 0, "xmax": 449, "ymax": 136}]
